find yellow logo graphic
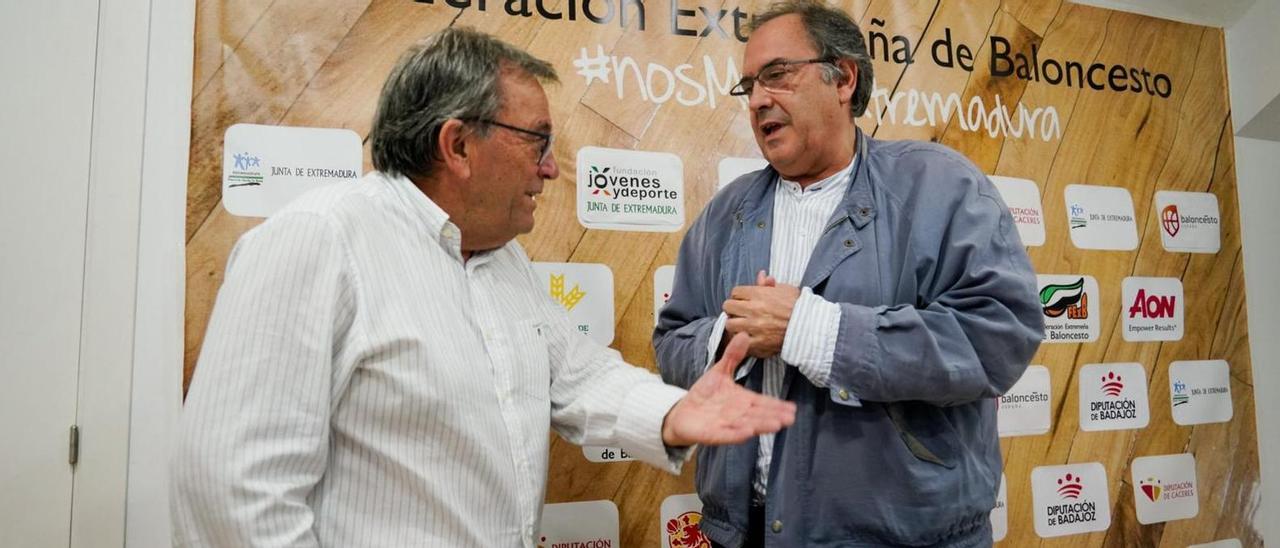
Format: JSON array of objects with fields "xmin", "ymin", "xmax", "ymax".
[{"xmin": 549, "ymin": 274, "xmax": 587, "ymax": 311}]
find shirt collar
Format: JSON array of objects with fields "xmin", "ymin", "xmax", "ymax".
[
  {"xmin": 380, "ymin": 171, "xmax": 467, "ymax": 260},
  {"xmin": 777, "ymin": 156, "xmax": 856, "ymax": 196}
]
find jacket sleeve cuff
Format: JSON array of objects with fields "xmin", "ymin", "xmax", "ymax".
[
  {"xmin": 781, "ymin": 287, "xmax": 841, "ymax": 387},
  {"xmin": 615, "ymin": 381, "xmax": 691, "ymax": 474},
  {"xmin": 824, "ymin": 303, "xmax": 883, "ymax": 407}
]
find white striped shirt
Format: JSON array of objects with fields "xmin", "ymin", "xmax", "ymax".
[
  {"xmin": 172, "ymin": 172, "xmax": 686, "ymax": 547},
  {"xmin": 751, "ymin": 160, "xmax": 851, "ymax": 497},
  {"xmin": 705, "ymin": 159, "xmax": 853, "ymax": 499}
]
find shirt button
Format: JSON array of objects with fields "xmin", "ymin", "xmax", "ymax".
[
  {"xmin": 838, "ymin": 389, "xmax": 850, "ymax": 401},
  {"xmin": 771, "ymin": 520, "xmax": 783, "ymax": 533}
]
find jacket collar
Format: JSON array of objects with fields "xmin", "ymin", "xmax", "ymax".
[{"xmin": 733, "ymin": 127, "xmax": 876, "ymax": 233}]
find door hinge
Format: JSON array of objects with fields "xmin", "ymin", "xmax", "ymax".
[{"xmin": 69, "ymin": 425, "xmax": 79, "ymax": 466}]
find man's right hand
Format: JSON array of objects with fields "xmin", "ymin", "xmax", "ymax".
[{"xmin": 661, "ymin": 333, "xmax": 797, "ymax": 447}]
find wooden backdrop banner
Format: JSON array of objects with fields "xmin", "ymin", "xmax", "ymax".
[{"xmin": 184, "ymin": 0, "xmax": 1262, "ymax": 545}]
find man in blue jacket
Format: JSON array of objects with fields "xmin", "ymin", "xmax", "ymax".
[{"xmin": 653, "ymin": 1, "xmax": 1045, "ymax": 546}]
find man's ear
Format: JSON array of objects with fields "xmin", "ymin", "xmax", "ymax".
[
  {"xmin": 436, "ymin": 118, "xmax": 473, "ymax": 180},
  {"xmin": 834, "ymin": 59, "xmax": 857, "ymax": 104}
]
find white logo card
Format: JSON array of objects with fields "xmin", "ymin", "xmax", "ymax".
[
  {"xmin": 1079, "ymin": 363, "xmax": 1150, "ymax": 432},
  {"xmin": 717, "ymin": 157, "xmax": 769, "ymax": 191},
  {"xmin": 1131, "ymin": 453, "xmax": 1199, "ymax": 524},
  {"xmin": 654, "ymin": 265, "xmax": 675, "ymax": 327},
  {"xmin": 582, "ymin": 445, "xmax": 635, "ymax": 463},
  {"xmin": 532, "ymin": 263, "xmax": 614, "ymax": 346},
  {"xmin": 577, "ymin": 146, "xmax": 685, "ymax": 232},
  {"xmin": 1064, "ymin": 184, "xmax": 1138, "ymax": 250},
  {"xmin": 1037, "ymin": 275, "xmax": 1101, "ymax": 343},
  {"xmin": 1122, "ymin": 277, "xmax": 1184, "ymax": 342},
  {"xmin": 1189, "ymin": 540, "xmax": 1243, "ymax": 548},
  {"xmin": 1155, "ymin": 191, "xmax": 1221, "ymax": 253},
  {"xmin": 991, "ymin": 473, "xmax": 1008, "ymax": 542},
  {"xmin": 990, "ymin": 175, "xmax": 1046, "ymax": 247},
  {"xmin": 1170, "ymin": 360, "xmax": 1234, "ymax": 425},
  {"xmin": 660, "ymin": 494, "xmax": 710, "ymax": 548},
  {"xmin": 539, "ymin": 500, "xmax": 620, "ymax": 547},
  {"xmin": 222, "ymin": 123, "xmax": 362, "ymax": 218},
  {"xmin": 1031, "ymin": 463, "xmax": 1111, "ymax": 538},
  {"xmin": 998, "ymin": 365, "xmax": 1051, "ymax": 437}
]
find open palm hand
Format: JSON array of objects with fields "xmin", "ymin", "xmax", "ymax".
[{"xmin": 661, "ymin": 333, "xmax": 797, "ymax": 447}]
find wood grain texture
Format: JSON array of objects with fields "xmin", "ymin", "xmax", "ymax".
[{"xmin": 185, "ymin": 1, "xmax": 1261, "ymax": 545}]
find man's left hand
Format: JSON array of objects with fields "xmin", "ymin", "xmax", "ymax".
[
  {"xmin": 662, "ymin": 333, "xmax": 797, "ymax": 447},
  {"xmin": 723, "ymin": 271, "xmax": 801, "ymax": 358}
]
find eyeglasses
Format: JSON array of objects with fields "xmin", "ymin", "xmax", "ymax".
[
  {"xmin": 729, "ymin": 57, "xmax": 837, "ymax": 97},
  {"xmin": 471, "ymin": 118, "xmax": 554, "ymax": 164}
]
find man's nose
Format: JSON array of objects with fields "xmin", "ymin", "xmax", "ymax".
[
  {"xmin": 748, "ymin": 84, "xmax": 774, "ymax": 112},
  {"xmin": 538, "ymin": 148, "xmax": 559, "ymax": 179}
]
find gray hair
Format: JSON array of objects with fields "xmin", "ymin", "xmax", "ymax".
[
  {"xmin": 748, "ymin": 0, "xmax": 875, "ymax": 118},
  {"xmin": 369, "ymin": 27, "xmax": 558, "ymax": 180}
]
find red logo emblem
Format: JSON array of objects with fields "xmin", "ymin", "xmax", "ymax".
[
  {"xmin": 666, "ymin": 511, "xmax": 710, "ymax": 548},
  {"xmin": 1057, "ymin": 473, "xmax": 1084, "ymax": 499},
  {"xmin": 1162, "ymin": 205, "xmax": 1180, "ymax": 237},
  {"xmin": 1101, "ymin": 371, "xmax": 1124, "ymax": 397}
]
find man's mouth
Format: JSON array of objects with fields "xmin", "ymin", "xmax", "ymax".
[{"xmin": 760, "ymin": 121, "xmax": 785, "ymax": 137}]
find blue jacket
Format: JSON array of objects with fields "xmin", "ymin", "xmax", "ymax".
[{"xmin": 654, "ymin": 129, "xmax": 1044, "ymax": 547}]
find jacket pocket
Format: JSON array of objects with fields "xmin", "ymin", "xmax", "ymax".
[{"xmin": 884, "ymin": 402, "xmax": 958, "ymax": 469}]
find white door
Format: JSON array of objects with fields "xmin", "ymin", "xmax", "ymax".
[{"xmin": 0, "ymin": 3, "xmax": 102, "ymax": 546}]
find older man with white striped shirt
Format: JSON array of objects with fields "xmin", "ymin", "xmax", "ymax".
[{"xmin": 171, "ymin": 28, "xmax": 795, "ymax": 548}]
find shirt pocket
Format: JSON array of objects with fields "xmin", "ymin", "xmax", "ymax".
[{"xmin": 511, "ymin": 318, "xmax": 551, "ymax": 400}]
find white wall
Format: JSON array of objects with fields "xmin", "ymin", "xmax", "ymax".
[
  {"xmin": 0, "ymin": 1, "xmax": 192, "ymax": 545},
  {"xmin": 1227, "ymin": 0, "xmax": 1280, "ymax": 544},
  {"xmin": 125, "ymin": 1, "xmax": 195, "ymax": 546},
  {"xmin": 0, "ymin": 4, "xmax": 99, "ymax": 543},
  {"xmin": 1070, "ymin": 0, "xmax": 1258, "ymax": 27},
  {"xmin": 1227, "ymin": 0, "xmax": 1280, "ymax": 132},
  {"xmin": 1234, "ymin": 136, "xmax": 1280, "ymax": 546}
]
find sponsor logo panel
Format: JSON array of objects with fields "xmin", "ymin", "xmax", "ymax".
[
  {"xmin": 1038, "ymin": 275, "xmax": 1100, "ymax": 343},
  {"xmin": 582, "ymin": 445, "xmax": 635, "ymax": 463},
  {"xmin": 660, "ymin": 494, "xmax": 709, "ymax": 548},
  {"xmin": 539, "ymin": 500, "xmax": 620, "ymax": 548},
  {"xmin": 717, "ymin": 157, "xmax": 769, "ymax": 191},
  {"xmin": 577, "ymin": 146, "xmax": 684, "ymax": 232},
  {"xmin": 1131, "ymin": 453, "xmax": 1199, "ymax": 524},
  {"xmin": 1079, "ymin": 363, "xmax": 1150, "ymax": 432},
  {"xmin": 991, "ymin": 473, "xmax": 1008, "ymax": 542},
  {"xmin": 222, "ymin": 123, "xmax": 362, "ymax": 217},
  {"xmin": 1170, "ymin": 360, "xmax": 1234, "ymax": 425},
  {"xmin": 653, "ymin": 265, "xmax": 675, "ymax": 327},
  {"xmin": 1189, "ymin": 540, "xmax": 1243, "ymax": 548},
  {"xmin": 533, "ymin": 262, "xmax": 615, "ymax": 346},
  {"xmin": 1031, "ymin": 463, "xmax": 1112, "ymax": 537},
  {"xmin": 1155, "ymin": 190, "xmax": 1221, "ymax": 253},
  {"xmin": 998, "ymin": 366, "xmax": 1052, "ymax": 437},
  {"xmin": 1063, "ymin": 184, "xmax": 1138, "ymax": 250},
  {"xmin": 1122, "ymin": 277, "xmax": 1184, "ymax": 342},
  {"xmin": 990, "ymin": 175, "xmax": 1046, "ymax": 247}
]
